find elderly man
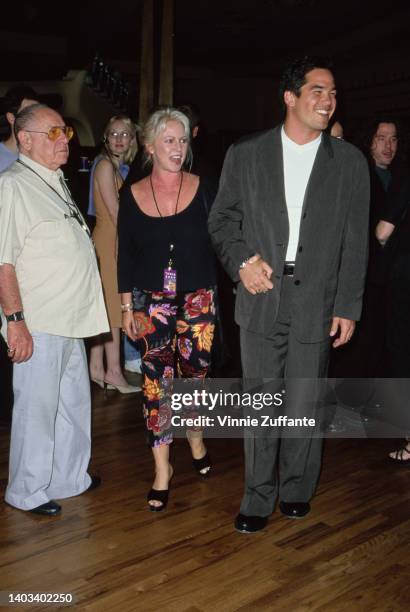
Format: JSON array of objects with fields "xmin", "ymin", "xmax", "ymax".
[
  {"xmin": 209, "ymin": 57, "xmax": 369, "ymax": 533},
  {"xmin": 0, "ymin": 104, "xmax": 109, "ymax": 516}
]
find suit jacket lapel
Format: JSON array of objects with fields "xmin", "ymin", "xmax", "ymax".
[
  {"xmin": 260, "ymin": 125, "xmax": 289, "ymax": 240},
  {"xmin": 301, "ymin": 131, "xmax": 334, "ymax": 217}
]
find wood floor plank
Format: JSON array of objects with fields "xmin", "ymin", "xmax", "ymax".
[{"xmin": 1, "ymin": 383, "xmax": 409, "ymax": 611}]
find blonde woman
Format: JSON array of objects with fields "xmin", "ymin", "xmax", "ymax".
[
  {"xmin": 118, "ymin": 108, "xmax": 217, "ymax": 510},
  {"xmin": 89, "ymin": 115, "xmax": 140, "ymax": 393}
]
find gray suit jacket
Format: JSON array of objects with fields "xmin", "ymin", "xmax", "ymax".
[{"xmin": 208, "ymin": 125, "xmax": 370, "ymax": 343}]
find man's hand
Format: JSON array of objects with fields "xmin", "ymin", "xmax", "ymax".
[
  {"xmin": 239, "ymin": 256, "xmax": 274, "ymax": 295},
  {"xmin": 330, "ymin": 317, "xmax": 356, "ymax": 348},
  {"xmin": 376, "ymin": 220, "xmax": 395, "ymax": 246},
  {"xmin": 7, "ymin": 321, "xmax": 33, "ymax": 363}
]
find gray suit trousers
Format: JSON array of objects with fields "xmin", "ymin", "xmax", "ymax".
[{"xmin": 239, "ymin": 277, "xmax": 330, "ymax": 517}]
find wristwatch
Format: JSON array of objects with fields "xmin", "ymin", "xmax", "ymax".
[
  {"xmin": 239, "ymin": 254, "xmax": 259, "ymax": 270},
  {"xmin": 6, "ymin": 311, "xmax": 25, "ymax": 322}
]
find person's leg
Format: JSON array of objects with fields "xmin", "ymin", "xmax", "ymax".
[
  {"xmin": 239, "ymin": 324, "xmax": 288, "ymax": 517},
  {"xmin": 186, "ymin": 430, "xmax": 209, "ymax": 472},
  {"xmin": 149, "ymin": 444, "xmax": 173, "ymax": 509},
  {"xmin": 124, "ymin": 335, "xmax": 142, "ymax": 373},
  {"xmin": 385, "ymin": 279, "xmax": 410, "ymax": 460},
  {"xmin": 104, "ymin": 327, "xmax": 132, "ymax": 388},
  {"xmin": 137, "ymin": 290, "xmax": 177, "ymax": 506},
  {"xmin": 47, "ymin": 339, "xmax": 92, "ymax": 499},
  {"xmin": 278, "ymin": 329, "xmax": 330, "ymax": 504},
  {"xmin": 89, "ymin": 336, "xmax": 105, "ymax": 383},
  {"xmin": 176, "ymin": 289, "xmax": 216, "ymax": 472},
  {"xmin": 5, "ymin": 333, "xmax": 68, "ymax": 510}
]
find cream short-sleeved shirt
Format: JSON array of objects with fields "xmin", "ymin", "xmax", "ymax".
[{"xmin": 0, "ymin": 154, "xmax": 109, "ymax": 338}]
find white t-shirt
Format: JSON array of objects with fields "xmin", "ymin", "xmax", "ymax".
[{"xmin": 281, "ymin": 127, "xmax": 321, "ymax": 261}]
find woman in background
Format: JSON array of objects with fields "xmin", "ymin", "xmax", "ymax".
[{"xmin": 89, "ymin": 115, "xmax": 140, "ymax": 393}]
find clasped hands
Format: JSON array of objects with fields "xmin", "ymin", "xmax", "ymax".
[
  {"xmin": 239, "ymin": 254, "xmax": 274, "ymax": 295},
  {"xmin": 239, "ymin": 254, "xmax": 355, "ymax": 348}
]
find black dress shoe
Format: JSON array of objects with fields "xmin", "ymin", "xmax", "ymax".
[
  {"xmin": 29, "ymin": 501, "xmax": 61, "ymax": 516},
  {"xmin": 234, "ymin": 513, "xmax": 269, "ymax": 533},
  {"xmin": 279, "ymin": 501, "xmax": 310, "ymax": 519},
  {"xmin": 84, "ymin": 475, "xmax": 101, "ymax": 493}
]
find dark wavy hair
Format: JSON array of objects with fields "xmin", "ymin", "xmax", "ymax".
[{"xmin": 278, "ymin": 55, "xmax": 335, "ymax": 110}]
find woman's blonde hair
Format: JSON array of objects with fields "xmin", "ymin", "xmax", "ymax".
[
  {"xmin": 102, "ymin": 114, "xmax": 139, "ymax": 166},
  {"xmin": 141, "ymin": 107, "xmax": 192, "ymax": 168}
]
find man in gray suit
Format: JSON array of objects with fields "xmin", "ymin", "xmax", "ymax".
[{"xmin": 208, "ymin": 57, "xmax": 370, "ymax": 533}]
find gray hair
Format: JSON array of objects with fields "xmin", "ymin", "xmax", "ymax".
[
  {"xmin": 13, "ymin": 103, "xmax": 50, "ymax": 143},
  {"xmin": 142, "ymin": 107, "xmax": 192, "ymax": 168}
]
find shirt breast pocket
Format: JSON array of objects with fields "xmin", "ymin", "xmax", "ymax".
[{"xmin": 33, "ymin": 219, "xmax": 79, "ymax": 256}]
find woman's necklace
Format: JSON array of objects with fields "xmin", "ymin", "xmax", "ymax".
[
  {"xmin": 149, "ymin": 171, "xmax": 183, "ymax": 218},
  {"xmin": 149, "ymin": 171, "xmax": 183, "ymax": 296}
]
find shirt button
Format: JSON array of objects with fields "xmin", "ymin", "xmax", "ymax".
[{"xmin": 294, "ymin": 280, "xmax": 301, "ymax": 286}]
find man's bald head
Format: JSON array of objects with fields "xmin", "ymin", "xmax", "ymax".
[{"xmin": 15, "ymin": 104, "xmax": 70, "ymax": 170}]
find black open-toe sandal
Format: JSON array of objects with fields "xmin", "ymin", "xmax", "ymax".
[
  {"xmin": 147, "ymin": 488, "xmax": 169, "ymax": 512},
  {"xmin": 388, "ymin": 445, "xmax": 410, "ymax": 466},
  {"xmin": 193, "ymin": 452, "xmax": 212, "ymax": 478}
]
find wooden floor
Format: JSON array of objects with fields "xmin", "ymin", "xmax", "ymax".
[{"xmin": 0, "ymin": 375, "xmax": 410, "ymax": 612}]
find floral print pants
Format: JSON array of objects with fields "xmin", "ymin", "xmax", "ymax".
[{"xmin": 132, "ymin": 288, "xmax": 216, "ymax": 447}]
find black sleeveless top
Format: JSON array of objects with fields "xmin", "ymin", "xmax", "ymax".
[{"xmin": 117, "ymin": 181, "xmax": 217, "ymax": 292}]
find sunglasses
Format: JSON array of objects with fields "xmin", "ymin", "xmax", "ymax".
[{"xmin": 25, "ymin": 126, "xmax": 74, "ymax": 142}]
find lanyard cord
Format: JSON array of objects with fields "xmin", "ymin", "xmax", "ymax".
[
  {"xmin": 149, "ymin": 172, "xmax": 183, "ymax": 267},
  {"xmin": 149, "ymin": 171, "xmax": 183, "ymax": 218},
  {"xmin": 17, "ymin": 159, "xmax": 91, "ymax": 236}
]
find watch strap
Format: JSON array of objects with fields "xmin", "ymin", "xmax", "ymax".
[{"xmin": 6, "ymin": 311, "xmax": 25, "ymax": 322}]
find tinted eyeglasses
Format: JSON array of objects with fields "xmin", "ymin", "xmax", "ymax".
[
  {"xmin": 108, "ymin": 131, "xmax": 131, "ymax": 139},
  {"xmin": 25, "ymin": 126, "xmax": 74, "ymax": 141}
]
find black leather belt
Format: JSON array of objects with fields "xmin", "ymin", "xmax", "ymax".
[{"xmin": 283, "ymin": 262, "xmax": 295, "ymax": 276}]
